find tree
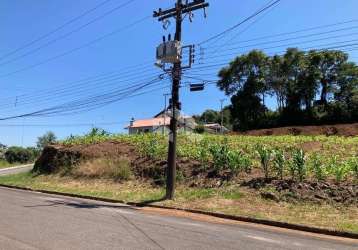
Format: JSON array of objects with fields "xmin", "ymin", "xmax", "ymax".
[
  {"xmin": 216, "ymin": 48, "xmax": 358, "ymax": 131},
  {"xmin": 36, "ymin": 131, "xmax": 57, "ymax": 150},
  {"xmin": 194, "ymin": 108, "xmax": 232, "ymax": 129},
  {"xmin": 333, "ymin": 62, "xmax": 358, "ymax": 121},
  {"xmin": 267, "ymin": 55, "xmax": 286, "ymax": 110},
  {"xmin": 308, "ymin": 50, "xmax": 348, "ymax": 105},
  {"xmin": 217, "ymin": 50, "xmax": 269, "ymax": 130}
]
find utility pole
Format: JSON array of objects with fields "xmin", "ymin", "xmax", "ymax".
[
  {"xmin": 163, "ymin": 93, "xmax": 170, "ymax": 135},
  {"xmin": 220, "ymin": 99, "xmax": 225, "ymax": 134},
  {"xmin": 153, "ymin": 0, "xmax": 209, "ymax": 199}
]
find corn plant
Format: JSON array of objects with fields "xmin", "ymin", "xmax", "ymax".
[
  {"xmin": 196, "ymin": 138, "xmax": 211, "ymax": 169},
  {"xmin": 273, "ymin": 149, "xmax": 285, "ymax": 179},
  {"xmin": 139, "ymin": 134, "xmax": 166, "ymax": 159},
  {"xmin": 348, "ymin": 157, "xmax": 358, "ymax": 180},
  {"xmin": 209, "ymin": 141, "xmax": 229, "ymax": 171},
  {"xmin": 292, "ymin": 148, "xmax": 306, "ymax": 182},
  {"xmin": 333, "ymin": 163, "xmax": 348, "ymax": 183},
  {"xmin": 256, "ymin": 145, "xmax": 272, "ymax": 179},
  {"xmin": 227, "ymin": 150, "xmax": 252, "ymax": 175},
  {"xmin": 309, "ymin": 153, "xmax": 326, "ymax": 181}
]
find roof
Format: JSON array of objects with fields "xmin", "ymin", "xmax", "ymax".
[{"xmin": 127, "ymin": 117, "xmax": 171, "ymax": 128}]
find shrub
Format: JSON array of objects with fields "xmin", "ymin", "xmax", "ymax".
[
  {"xmin": 194, "ymin": 125, "xmax": 205, "ymax": 134},
  {"xmin": 256, "ymin": 145, "xmax": 272, "ymax": 179},
  {"xmin": 4, "ymin": 146, "xmax": 37, "ymax": 164}
]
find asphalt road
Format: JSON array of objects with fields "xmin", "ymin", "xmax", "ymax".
[
  {"xmin": 0, "ymin": 164, "xmax": 33, "ymax": 176},
  {"xmin": 0, "ymin": 187, "xmax": 357, "ymax": 250}
]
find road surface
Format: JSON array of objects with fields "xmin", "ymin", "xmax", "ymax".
[
  {"xmin": 0, "ymin": 164, "xmax": 33, "ymax": 176},
  {"xmin": 0, "ymin": 187, "xmax": 357, "ymax": 249}
]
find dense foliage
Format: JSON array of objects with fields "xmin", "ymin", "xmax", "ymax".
[
  {"xmin": 217, "ymin": 48, "xmax": 358, "ymax": 130},
  {"xmin": 193, "ymin": 108, "xmax": 232, "ymax": 129},
  {"xmin": 5, "ymin": 146, "xmax": 39, "ymax": 164}
]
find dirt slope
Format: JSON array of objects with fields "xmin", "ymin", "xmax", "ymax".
[{"xmin": 241, "ymin": 123, "xmax": 358, "ymax": 136}]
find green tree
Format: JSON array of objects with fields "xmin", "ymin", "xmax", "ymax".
[
  {"xmin": 308, "ymin": 50, "xmax": 348, "ymax": 106},
  {"xmin": 36, "ymin": 131, "xmax": 57, "ymax": 150},
  {"xmin": 333, "ymin": 62, "xmax": 358, "ymax": 121},
  {"xmin": 217, "ymin": 50, "xmax": 269, "ymax": 130}
]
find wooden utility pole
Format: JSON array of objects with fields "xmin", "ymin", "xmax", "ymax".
[
  {"xmin": 153, "ymin": 0, "xmax": 209, "ymax": 199},
  {"xmin": 220, "ymin": 99, "xmax": 225, "ymax": 134},
  {"xmin": 163, "ymin": 93, "xmax": 170, "ymax": 135}
]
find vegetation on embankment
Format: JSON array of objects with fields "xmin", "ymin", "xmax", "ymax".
[
  {"xmin": 46, "ymin": 130, "xmax": 358, "ymax": 185},
  {"xmin": 2, "ymin": 129, "xmax": 357, "ymax": 233}
]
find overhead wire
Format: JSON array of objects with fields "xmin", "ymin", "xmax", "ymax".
[
  {"xmin": 202, "ymin": 19, "xmax": 358, "ymax": 49},
  {"xmin": 0, "ymin": 0, "xmax": 136, "ymax": 67},
  {"xmin": 197, "ymin": 0, "xmax": 281, "ymax": 46},
  {"xmin": 0, "ymin": 75, "xmax": 170, "ymax": 120},
  {"xmin": 0, "ymin": 15, "xmax": 150, "ymax": 78},
  {"xmin": 0, "ymin": 0, "xmax": 113, "ymax": 61}
]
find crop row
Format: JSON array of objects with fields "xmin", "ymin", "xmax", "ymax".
[{"xmin": 61, "ymin": 131, "xmax": 358, "ymax": 183}]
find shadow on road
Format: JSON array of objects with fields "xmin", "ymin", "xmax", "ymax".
[
  {"xmin": 24, "ymin": 199, "xmax": 137, "ymax": 211},
  {"xmin": 131, "ymin": 197, "xmax": 167, "ymax": 207},
  {"xmin": 23, "ymin": 195, "xmax": 168, "ymax": 210}
]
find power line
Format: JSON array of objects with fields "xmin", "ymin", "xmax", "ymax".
[
  {"xmin": 0, "ymin": 0, "xmax": 113, "ymax": 61},
  {"xmin": 197, "ymin": 0, "xmax": 281, "ymax": 46},
  {"xmin": 0, "ymin": 75, "xmax": 169, "ymax": 120},
  {"xmin": 0, "ymin": 15, "xmax": 150, "ymax": 78},
  {"xmin": 202, "ymin": 27, "xmax": 358, "ymax": 53},
  {"xmin": 0, "ymin": 67, "xmax": 159, "ymax": 110},
  {"xmin": 0, "ymin": 0, "xmax": 136, "ymax": 67},
  {"xmin": 199, "ymin": 39, "xmax": 358, "ymax": 62},
  {"xmin": 203, "ymin": 19, "xmax": 358, "ymax": 49},
  {"xmin": 0, "ymin": 122, "xmax": 127, "ymax": 128},
  {"xmin": 0, "ymin": 71, "xmax": 162, "ymax": 112}
]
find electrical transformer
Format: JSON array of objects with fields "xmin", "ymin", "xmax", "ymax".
[{"xmin": 156, "ymin": 40, "xmax": 182, "ymax": 64}]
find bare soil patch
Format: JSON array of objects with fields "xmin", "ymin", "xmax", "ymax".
[{"xmin": 241, "ymin": 123, "xmax": 358, "ymax": 136}]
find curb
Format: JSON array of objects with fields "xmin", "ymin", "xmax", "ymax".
[{"xmin": 0, "ymin": 183, "xmax": 357, "ymax": 240}]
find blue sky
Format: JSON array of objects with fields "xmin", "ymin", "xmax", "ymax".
[{"xmin": 0, "ymin": 0, "xmax": 358, "ymax": 146}]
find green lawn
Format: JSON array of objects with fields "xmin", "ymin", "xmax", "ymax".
[{"xmin": 0, "ymin": 172, "xmax": 357, "ymax": 234}]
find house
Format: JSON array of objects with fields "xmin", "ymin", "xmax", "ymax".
[
  {"xmin": 127, "ymin": 117, "xmax": 171, "ymax": 134},
  {"xmin": 126, "ymin": 108, "xmax": 197, "ymax": 134}
]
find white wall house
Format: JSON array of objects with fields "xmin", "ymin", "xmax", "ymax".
[
  {"xmin": 126, "ymin": 117, "xmax": 171, "ymax": 134},
  {"xmin": 126, "ymin": 108, "xmax": 197, "ymax": 135}
]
